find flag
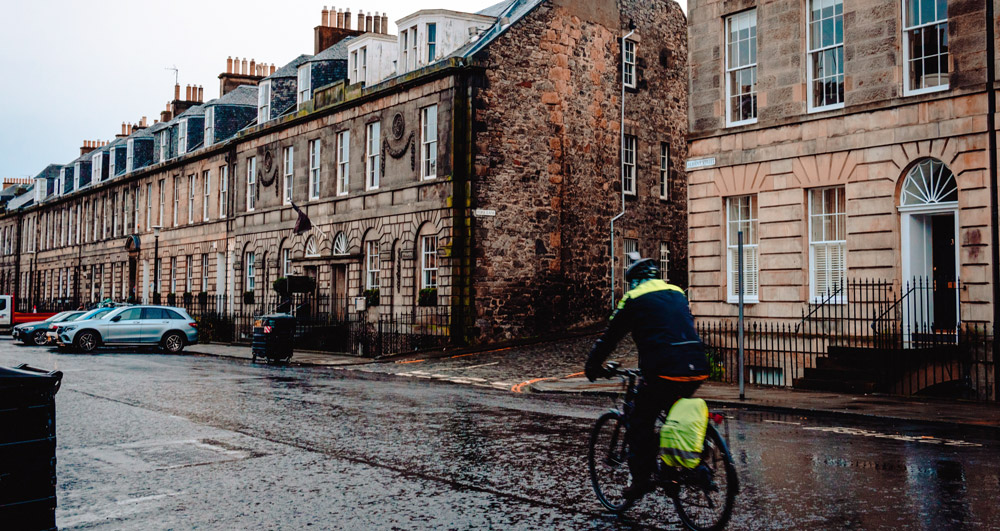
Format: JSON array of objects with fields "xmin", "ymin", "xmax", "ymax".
[{"xmin": 291, "ymin": 201, "xmax": 312, "ymax": 235}]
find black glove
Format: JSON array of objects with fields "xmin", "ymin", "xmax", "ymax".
[{"xmin": 585, "ymin": 362, "xmax": 610, "ymax": 382}]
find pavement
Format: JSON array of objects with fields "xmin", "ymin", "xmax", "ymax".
[{"xmin": 186, "ymin": 338, "xmax": 1000, "ymax": 432}]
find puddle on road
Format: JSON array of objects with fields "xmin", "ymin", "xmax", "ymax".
[{"xmin": 76, "ymin": 438, "xmax": 262, "ymax": 471}]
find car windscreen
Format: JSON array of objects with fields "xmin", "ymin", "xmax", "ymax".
[
  {"xmin": 46, "ymin": 312, "xmax": 69, "ymax": 322},
  {"xmin": 78, "ymin": 308, "xmax": 114, "ymax": 321},
  {"xmin": 63, "ymin": 312, "xmax": 86, "ymax": 322}
]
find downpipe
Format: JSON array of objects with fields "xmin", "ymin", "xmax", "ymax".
[{"xmin": 610, "ymin": 28, "xmax": 636, "ymax": 309}]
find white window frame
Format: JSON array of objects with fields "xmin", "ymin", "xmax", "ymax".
[
  {"xmin": 366, "ymin": 122, "xmax": 381, "ymax": 190},
  {"xmin": 219, "ymin": 165, "xmax": 229, "ymax": 218},
  {"xmin": 351, "ymin": 51, "xmax": 359, "ymax": 82},
  {"xmin": 365, "ymin": 240, "xmax": 380, "ymax": 290},
  {"xmin": 426, "ymin": 23, "xmax": 437, "ymax": 63},
  {"xmin": 91, "ymin": 153, "xmax": 102, "ymax": 184},
  {"xmin": 401, "ymin": 30, "xmax": 409, "ymax": 72},
  {"xmin": 188, "ymin": 174, "xmax": 195, "ymax": 224},
  {"xmin": 623, "ymin": 39, "xmax": 637, "ymax": 89},
  {"xmin": 659, "ymin": 143, "xmax": 669, "ymax": 200},
  {"xmin": 158, "ymin": 179, "xmax": 165, "ymax": 227},
  {"xmin": 170, "ymin": 256, "xmax": 177, "ymax": 293},
  {"xmin": 421, "ymin": 235, "xmax": 438, "ymax": 289},
  {"xmin": 308, "ymin": 140, "xmax": 321, "ymax": 200},
  {"xmin": 337, "ymin": 131, "xmax": 350, "ymax": 196},
  {"xmin": 133, "ymin": 186, "xmax": 140, "ymax": 233},
  {"xmin": 623, "ymin": 238, "xmax": 638, "ymax": 283},
  {"xmin": 901, "ymin": 0, "xmax": 949, "ymax": 96},
  {"xmin": 284, "ymin": 146, "xmax": 294, "ymax": 204},
  {"xmin": 201, "ymin": 253, "xmax": 209, "ymax": 292},
  {"xmin": 726, "ymin": 194, "xmax": 759, "ymax": 303},
  {"xmin": 246, "ymin": 252, "xmax": 256, "ymax": 293},
  {"xmin": 410, "ymin": 26, "xmax": 418, "ymax": 68},
  {"xmin": 126, "ymin": 139, "xmax": 135, "ymax": 173},
  {"xmin": 204, "ymin": 107, "xmax": 215, "ymax": 147},
  {"xmin": 622, "ymin": 135, "xmax": 636, "ymax": 196},
  {"xmin": 246, "ymin": 157, "xmax": 256, "ymax": 211},
  {"xmin": 297, "ymin": 65, "xmax": 312, "ymax": 108},
  {"xmin": 808, "ymin": 186, "xmax": 847, "ymax": 302},
  {"xmin": 282, "ymin": 248, "xmax": 291, "ymax": 277},
  {"xmin": 186, "ymin": 255, "xmax": 193, "ymax": 293},
  {"xmin": 258, "ymin": 80, "xmax": 271, "ymax": 123},
  {"xmin": 173, "ymin": 177, "xmax": 180, "ymax": 227},
  {"xmin": 333, "ymin": 232, "xmax": 348, "ymax": 256},
  {"xmin": 807, "ymin": 0, "xmax": 845, "ymax": 112},
  {"xmin": 145, "ymin": 183, "xmax": 152, "ymax": 230},
  {"xmin": 725, "ymin": 9, "xmax": 758, "ymax": 127},
  {"xmin": 178, "ymin": 119, "xmax": 188, "ymax": 155},
  {"xmin": 158, "ymin": 131, "xmax": 169, "ymax": 161},
  {"xmin": 360, "ymin": 47, "xmax": 368, "ymax": 84},
  {"xmin": 421, "ymin": 105, "xmax": 438, "ymax": 179},
  {"xmin": 122, "ymin": 188, "xmax": 130, "ymax": 234},
  {"xmin": 203, "ymin": 170, "xmax": 211, "ymax": 221},
  {"xmin": 659, "ymin": 242, "xmax": 670, "ymax": 281}
]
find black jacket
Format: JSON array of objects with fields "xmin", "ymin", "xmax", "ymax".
[{"xmin": 587, "ymin": 279, "xmax": 709, "ymax": 378}]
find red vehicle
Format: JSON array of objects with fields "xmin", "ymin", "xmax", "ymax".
[{"xmin": 0, "ymin": 295, "xmax": 59, "ymax": 334}]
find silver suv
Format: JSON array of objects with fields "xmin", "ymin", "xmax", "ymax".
[{"xmin": 57, "ymin": 306, "xmax": 198, "ymax": 353}]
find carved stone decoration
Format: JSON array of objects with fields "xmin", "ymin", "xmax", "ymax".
[
  {"xmin": 259, "ymin": 148, "xmax": 279, "ymax": 199},
  {"xmin": 391, "ymin": 113, "xmax": 405, "ymax": 140},
  {"xmin": 381, "ymin": 132, "xmax": 415, "ymax": 176}
]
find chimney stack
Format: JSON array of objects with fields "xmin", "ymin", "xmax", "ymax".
[
  {"xmin": 322, "ymin": 6, "xmax": 329, "ymax": 26},
  {"xmin": 174, "ymin": 83, "xmax": 180, "ymax": 101},
  {"xmin": 373, "ymin": 13, "xmax": 381, "ymax": 34},
  {"xmin": 226, "ymin": 56, "xmax": 233, "ymax": 74},
  {"xmin": 381, "ymin": 13, "xmax": 388, "ymax": 34},
  {"xmin": 366, "ymin": 14, "xmax": 373, "ymax": 32},
  {"xmin": 358, "ymin": 11, "xmax": 364, "ymax": 31},
  {"xmin": 345, "ymin": 9, "xmax": 351, "ymax": 29}
]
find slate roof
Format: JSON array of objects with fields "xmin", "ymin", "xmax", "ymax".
[
  {"xmin": 458, "ymin": 0, "xmax": 544, "ymax": 59},
  {"xmin": 33, "ymin": 164, "xmax": 61, "ymax": 182},
  {"xmin": 176, "ymin": 104, "xmax": 206, "ymax": 118},
  {"xmin": 308, "ymin": 36, "xmax": 355, "ymax": 62},
  {"xmin": 477, "ymin": 0, "xmax": 517, "ymax": 17},
  {"xmin": 267, "ymin": 54, "xmax": 313, "ymax": 79},
  {"xmin": 204, "ymin": 85, "xmax": 258, "ymax": 107}
]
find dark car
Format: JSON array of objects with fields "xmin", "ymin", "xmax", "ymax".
[{"xmin": 13, "ymin": 311, "xmax": 86, "ymax": 346}]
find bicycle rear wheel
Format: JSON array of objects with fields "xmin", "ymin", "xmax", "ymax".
[
  {"xmin": 588, "ymin": 411, "xmax": 634, "ymax": 513},
  {"xmin": 673, "ymin": 424, "xmax": 738, "ymax": 531}
]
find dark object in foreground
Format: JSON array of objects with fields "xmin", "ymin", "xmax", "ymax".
[
  {"xmin": 252, "ymin": 313, "xmax": 296, "ymax": 364},
  {"xmin": 0, "ymin": 364, "xmax": 63, "ymax": 531}
]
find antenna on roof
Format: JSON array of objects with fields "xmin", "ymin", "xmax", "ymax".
[{"xmin": 165, "ymin": 65, "xmax": 179, "ymax": 86}]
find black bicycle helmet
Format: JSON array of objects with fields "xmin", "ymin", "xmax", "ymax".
[{"xmin": 625, "ymin": 254, "xmax": 660, "ymax": 284}]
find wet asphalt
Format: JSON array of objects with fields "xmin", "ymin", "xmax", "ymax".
[{"xmin": 2, "ymin": 338, "xmax": 999, "ymax": 530}]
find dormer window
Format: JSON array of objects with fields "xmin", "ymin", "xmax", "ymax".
[
  {"xmin": 427, "ymin": 23, "xmax": 437, "ymax": 63},
  {"xmin": 204, "ymin": 107, "xmax": 215, "ymax": 147},
  {"xmin": 158, "ymin": 131, "xmax": 169, "ymax": 161},
  {"xmin": 58, "ymin": 168, "xmax": 67, "ymax": 195},
  {"xmin": 126, "ymin": 139, "xmax": 135, "ymax": 173},
  {"xmin": 258, "ymin": 80, "xmax": 272, "ymax": 123},
  {"xmin": 91, "ymin": 153, "xmax": 102, "ymax": 185},
  {"xmin": 297, "ymin": 65, "xmax": 312, "ymax": 109},
  {"xmin": 178, "ymin": 119, "xmax": 188, "ymax": 155}
]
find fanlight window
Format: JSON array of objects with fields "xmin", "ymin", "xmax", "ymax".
[
  {"xmin": 305, "ymin": 236, "xmax": 320, "ymax": 258},
  {"xmin": 900, "ymin": 159, "xmax": 957, "ymax": 206},
  {"xmin": 333, "ymin": 232, "xmax": 348, "ymax": 256}
]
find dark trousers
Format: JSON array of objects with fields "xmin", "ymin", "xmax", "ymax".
[{"xmin": 626, "ymin": 377, "xmax": 702, "ymax": 484}]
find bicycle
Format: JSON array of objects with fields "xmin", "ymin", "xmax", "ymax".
[{"xmin": 587, "ymin": 362, "xmax": 738, "ymax": 531}]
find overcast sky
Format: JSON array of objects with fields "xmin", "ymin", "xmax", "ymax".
[{"xmin": 0, "ymin": 0, "xmax": 685, "ymax": 180}]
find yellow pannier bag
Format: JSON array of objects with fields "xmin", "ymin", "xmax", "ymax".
[{"xmin": 659, "ymin": 398, "xmax": 709, "ymax": 469}]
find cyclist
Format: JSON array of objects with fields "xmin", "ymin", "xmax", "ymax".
[{"xmin": 585, "ymin": 253, "xmax": 709, "ymax": 501}]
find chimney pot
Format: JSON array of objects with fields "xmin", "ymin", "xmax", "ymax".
[
  {"xmin": 373, "ymin": 14, "xmax": 381, "ymax": 34},
  {"xmin": 121, "ymin": 122, "xmax": 127, "ymax": 135},
  {"xmin": 226, "ymin": 56, "xmax": 233, "ymax": 74},
  {"xmin": 249, "ymin": 58, "xmax": 256, "ymax": 76},
  {"xmin": 198, "ymin": 86, "xmax": 204, "ymax": 102},
  {"xmin": 357, "ymin": 11, "xmax": 364, "ymax": 31},
  {"xmin": 185, "ymin": 85, "xmax": 191, "ymax": 100},
  {"xmin": 382, "ymin": 13, "xmax": 389, "ymax": 34},
  {"xmin": 366, "ymin": 14, "xmax": 373, "ymax": 32},
  {"xmin": 345, "ymin": 9, "xmax": 351, "ymax": 29},
  {"xmin": 322, "ymin": 6, "xmax": 329, "ymax": 27},
  {"xmin": 174, "ymin": 83, "xmax": 180, "ymax": 100},
  {"xmin": 270, "ymin": 64, "xmax": 276, "ymax": 75},
  {"xmin": 242, "ymin": 58, "xmax": 248, "ymax": 75}
]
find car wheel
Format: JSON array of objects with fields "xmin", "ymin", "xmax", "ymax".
[
  {"xmin": 75, "ymin": 331, "xmax": 99, "ymax": 353},
  {"xmin": 162, "ymin": 332, "xmax": 185, "ymax": 354},
  {"xmin": 31, "ymin": 330, "xmax": 48, "ymax": 346}
]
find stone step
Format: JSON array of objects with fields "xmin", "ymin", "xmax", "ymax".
[
  {"xmin": 793, "ymin": 377, "xmax": 877, "ymax": 394},
  {"xmin": 803, "ymin": 366, "xmax": 878, "ymax": 382}
]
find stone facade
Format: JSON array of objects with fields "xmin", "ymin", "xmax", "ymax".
[
  {"xmin": 0, "ymin": 0, "xmax": 690, "ymax": 346},
  {"xmin": 687, "ymin": 0, "xmax": 999, "ymax": 324}
]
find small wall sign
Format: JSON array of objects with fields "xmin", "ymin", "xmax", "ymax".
[
  {"xmin": 686, "ymin": 157, "xmax": 717, "ymax": 170},
  {"xmin": 473, "ymin": 209, "xmax": 496, "ymax": 217}
]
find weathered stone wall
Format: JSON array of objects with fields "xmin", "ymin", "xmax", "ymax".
[{"xmin": 471, "ymin": 0, "xmax": 690, "ymax": 341}]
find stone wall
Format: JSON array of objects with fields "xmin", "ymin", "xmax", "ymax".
[{"xmin": 471, "ymin": 0, "xmax": 690, "ymax": 341}]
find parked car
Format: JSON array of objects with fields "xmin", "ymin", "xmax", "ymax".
[
  {"xmin": 13, "ymin": 311, "xmax": 86, "ymax": 346},
  {"xmin": 47, "ymin": 308, "xmax": 113, "ymax": 345},
  {"xmin": 56, "ymin": 306, "xmax": 198, "ymax": 354},
  {"xmin": 0, "ymin": 295, "xmax": 59, "ymax": 334}
]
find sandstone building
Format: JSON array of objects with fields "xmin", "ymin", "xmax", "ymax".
[
  {"xmin": 687, "ymin": 0, "xmax": 997, "ymax": 331},
  {"xmin": 0, "ymin": 0, "xmax": 689, "ymax": 347}
]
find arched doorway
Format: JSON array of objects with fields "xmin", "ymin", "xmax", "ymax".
[{"xmin": 898, "ymin": 158, "xmax": 959, "ymax": 335}]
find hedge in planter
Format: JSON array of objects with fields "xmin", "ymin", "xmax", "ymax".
[
  {"xmin": 167, "ymin": 293, "xmax": 177, "ymax": 306},
  {"xmin": 418, "ymin": 288, "xmax": 438, "ymax": 307},
  {"xmin": 364, "ymin": 288, "xmax": 380, "ymax": 307}
]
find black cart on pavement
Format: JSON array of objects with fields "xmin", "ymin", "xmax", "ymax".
[{"xmin": 251, "ymin": 313, "xmax": 296, "ymax": 364}]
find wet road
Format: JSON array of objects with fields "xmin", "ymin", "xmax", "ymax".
[{"xmin": 2, "ymin": 340, "xmax": 999, "ymax": 530}]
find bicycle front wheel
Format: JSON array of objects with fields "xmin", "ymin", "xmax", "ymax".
[
  {"xmin": 588, "ymin": 411, "xmax": 634, "ymax": 513},
  {"xmin": 673, "ymin": 423, "xmax": 738, "ymax": 531}
]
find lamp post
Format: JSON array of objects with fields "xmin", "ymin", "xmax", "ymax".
[{"xmin": 152, "ymin": 226, "xmax": 161, "ymax": 304}]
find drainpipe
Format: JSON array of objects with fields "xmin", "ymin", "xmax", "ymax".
[
  {"xmin": 610, "ymin": 27, "xmax": 636, "ymax": 309},
  {"xmin": 985, "ymin": 0, "xmax": 999, "ymax": 399}
]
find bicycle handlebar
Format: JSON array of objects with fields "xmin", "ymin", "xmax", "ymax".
[{"xmin": 602, "ymin": 361, "xmax": 640, "ymax": 379}]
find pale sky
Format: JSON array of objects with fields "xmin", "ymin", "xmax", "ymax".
[{"xmin": 0, "ymin": 0, "xmax": 685, "ymax": 180}]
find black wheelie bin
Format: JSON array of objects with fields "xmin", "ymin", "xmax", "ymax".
[{"xmin": 251, "ymin": 313, "xmax": 296, "ymax": 364}]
